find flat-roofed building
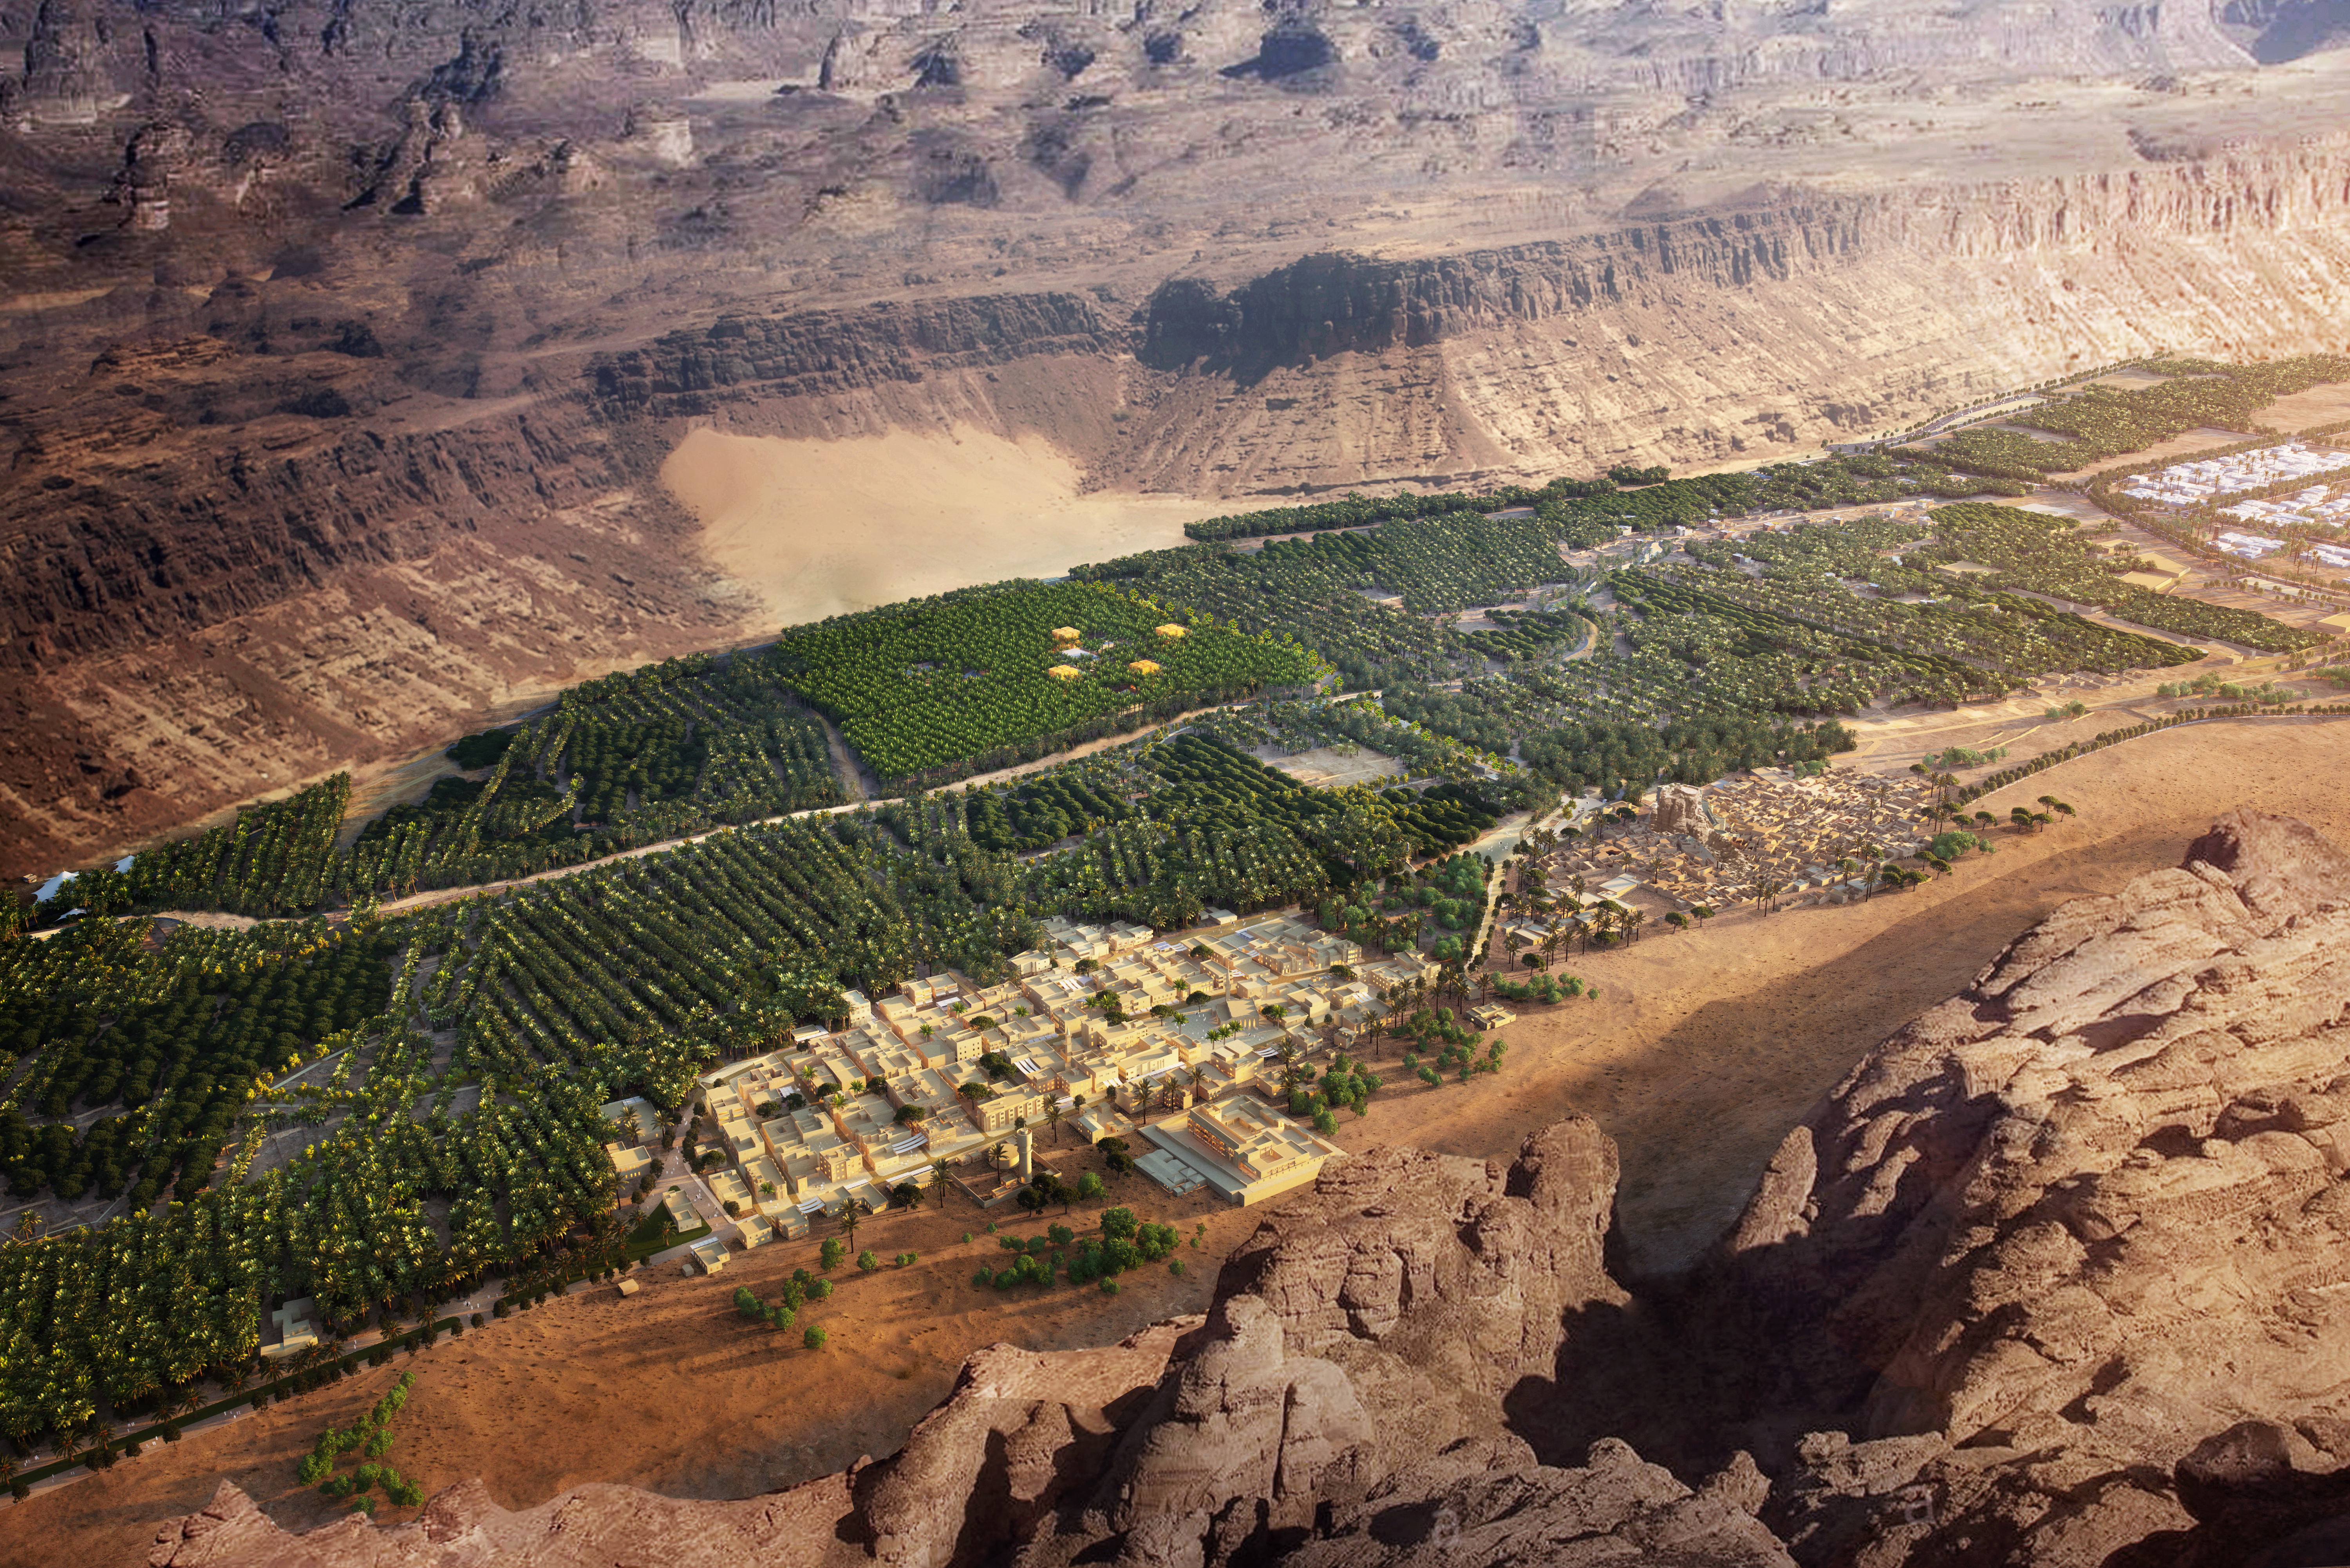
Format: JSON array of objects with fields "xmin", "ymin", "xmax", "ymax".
[
  {"xmin": 834, "ymin": 1091, "xmax": 900, "ymax": 1158},
  {"xmin": 707, "ymin": 1168, "xmax": 752, "ymax": 1213},
  {"xmin": 599, "ymin": 1096, "xmax": 663, "ymax": 1144},
  {"xmin": 1143, "ymin": 1095, "xmax": 1345, "ymax": 1206},
  {"xmin": 852, "ymin": 1034, "xmax": 927, "ymax": 1084},
  {"xmin": 1070, "ymin": 1101, "xmax": 1130, "ymax": 1144},
  {"xmin": 715, "ymin": 1107, "xmax": 762, "ymax": 1163},
  {"xmin": 766, "ymin": 1106, "xmax": 859, "ymax": 1196},
  {"xmin": 741, "ymin": 1154, "xmax": 788, "ymax": 1214},
  {"xmin": 969, "ymin": 1085, "xmax": 1048, "ymax": 1137}
]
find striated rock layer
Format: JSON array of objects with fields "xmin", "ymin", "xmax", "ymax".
[
  {"xmin": 1718, "ymin": 808, "xmax": 2350, "ymax": 1565},
  {"xmin": 145, "ymin": 811, "xmax": 2350, "ymax": 1565}
]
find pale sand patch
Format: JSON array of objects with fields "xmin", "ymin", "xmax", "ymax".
[
  {"xmin": 2259, "ymin": 379, "xmax": 2350, "ymax": 430},
  {"xmin": 1262, "ymin": 745, "xmax": 1406, "ymax": 788},
  {"xmin": 2042, "ymin": 425, "xmax": 2254, "ymax": 482},
  {"xmin": 662, "ymin": 426, "xmax": 1224, "ymax": 628}
]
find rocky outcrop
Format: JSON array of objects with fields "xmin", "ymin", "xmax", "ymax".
[
  {"xmin": 150, "ymin": 1117, "xmax": 1788, "ymax": 1568},
  {"xmin": 109, "ymin": 122, "xmax": 192, "ymax": 232},
  {"xmin": 1653, "ymin": 782, "xmax": 1714, "ymax": 838},
  {"xmin": 590, "ymin": 293, "xmax": 1125, "ymax": 416},
  {"xmin": 1715, "ymin": 809, "xmax": 2350, "ymax": 1562}
]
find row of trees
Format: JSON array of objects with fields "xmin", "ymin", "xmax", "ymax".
[{"xmin": 769, "ymin": 582, "xmax": 1318, "ymax": 784}]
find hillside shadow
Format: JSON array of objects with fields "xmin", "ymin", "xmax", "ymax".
[{"xmin": 1601, "ymin": 889, "xmax": 2062, "ymax": 1279}]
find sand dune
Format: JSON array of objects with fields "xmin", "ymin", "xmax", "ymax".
[{"xmin": 662, "ymin": 426, "xmax": 1223, "ymax": 628}]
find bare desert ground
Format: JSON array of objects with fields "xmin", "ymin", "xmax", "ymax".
[
  {"xmin": 1262, "ymin": 745, "xmax": 1408, "ymax": 788},
  {"xmin": 13, "ymin": 718, "xmax": 2346, "ymax": 1561},
  {"xmin": 662, "ymin": 426, "xmax": 1222, "ymax": 627}
]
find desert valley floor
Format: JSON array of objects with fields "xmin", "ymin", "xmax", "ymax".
[{"xmin": 16, "ymin": 717, "xmax": 2350, "ymax": 1566}]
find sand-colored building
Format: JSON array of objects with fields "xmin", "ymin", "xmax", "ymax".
[
  {"xmin": 1140, "ymin": 1095, "xmax": 1345, "ymax": 1206},
  {"xmin": 684, "ymin": 912, "xmax": 1421, "ymax": 1218}
]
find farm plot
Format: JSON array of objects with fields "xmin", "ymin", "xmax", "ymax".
[
  {"xmin": 769, "ymin": 582, "xmax": 1319, "ymax": 786},
  {"xmin": 1924, "ymin": 503, "xmax": 2323, "ymax": 652}
]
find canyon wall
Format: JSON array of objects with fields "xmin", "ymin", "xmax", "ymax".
[
  {"xmin": 145, "ymin": 813, "xmax": 2350, "ymax": 1566},
  {"xmin": 8, "ymin": 0, "xmax": 2350, "ymax": 880},
  {"xmin": 16, "ymin": 130, "xmax": 2350, "ymax": 876}
]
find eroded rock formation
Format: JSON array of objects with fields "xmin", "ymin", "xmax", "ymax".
[
  {"xmin": 7, "ymin": 0, "xmax": 2350, "ymax": 874},
  {"xmin": 1708, "ymin": 809, "xmax": 2350, "ymax": 1563},
  {"xmin": 143, "ymin": 812, "xmax": 2350, "ymax": 1566}
]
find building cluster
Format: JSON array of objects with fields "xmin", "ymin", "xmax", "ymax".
[
  {"xmin": 1507, "ymin": 773, "xmax": 1934, "ymax": 932},
  {"xmin": 2213, "ymin": 530, "xmax": 2289, "ymax": 561},
  {"xmin": 2209, "ymin": 527, "xmax": 2350, "ymax": 571},
  {"xmin": 2119, "ymin": 443, "xmax": 2350, "ymax": 539},
  {"xmin": 621, "ymin": 914, "xmax": 1428, "ymax": 1245}
]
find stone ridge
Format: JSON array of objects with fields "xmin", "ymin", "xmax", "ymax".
[
  {"xmin": 148, "ymin": 812, "xmax": 2350, "ymax": 1567},
  {"xmin": 1726, "ymin": 809, "xmax": 2350, "ymax": 1564},
  {"xmin": 151, "ymin": 1118, "xmax": 1794, "ymax": 1568},
  {"xmin": 1139, "ymin": 137, "xmax": 2350, "ymax": 372},
  {"xmin": 591, "ymin": 293, "xmax": 1126, "ymax": 418}
]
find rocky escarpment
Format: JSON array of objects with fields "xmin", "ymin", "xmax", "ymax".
[
  {"xmin": 1713, "ymin": 809, "xmax": 2350, "ymax": 1564},
  {"xmin": 1142, "ymin": 139, "xmax": 2350, "ymax": 372},
  {"xmin": 7, "ymin": 0, "xmax": 2350, "ymax": 881},
  {"xmin": 591, "ymin": 292, "xmax": 1125, "ymax": 418},
  {"xmin": 146, "ymin": 812, "xmax": 2350, "ymax": 1566}
]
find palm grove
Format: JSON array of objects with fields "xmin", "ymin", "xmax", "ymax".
[{"xmin": 2, "ymin": 369, "xmax": 2336, "ymax": 1466}]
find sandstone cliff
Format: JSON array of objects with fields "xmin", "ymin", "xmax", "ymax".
[
  {"xmin": 143, "ymin": 813, "xmax": 2350, "ymax": 1566},
  {"xmin": 9, "ymin": 0, "xmax": 2350, "ymax": 875},
  {"xmin": 1707, "ymin": 808, "xmax": 2350, "ymax": 1564}
]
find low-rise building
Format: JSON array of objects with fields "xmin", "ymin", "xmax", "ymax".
[
  {"xmin": 740, "ymin": 1154, "xmax": 788, "ymax": 1214},
  {"xmin": 1140, "ymin": 1095, "xmax": 1345, "ymax": 1205},
  {"xmin": 263, "ymin": 1297, "xmax": 320, "ymax": 1359},
  {"xmin": 967, "ymin": 1084, "xmax": 1049, "ymax": 1137}
]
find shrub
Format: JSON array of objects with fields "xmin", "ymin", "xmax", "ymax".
[
  {"xmin": 856, "ymin": 1250, "xmax": 880, "ymax": 1272},
  {"xmin": 803, "ymin": 1325, "xmax": 828, "ymax": 1350}
]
